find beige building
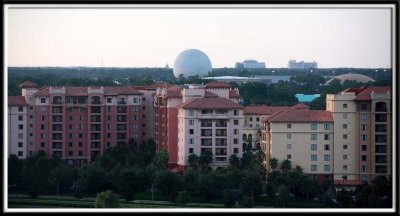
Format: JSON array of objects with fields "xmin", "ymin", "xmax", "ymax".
[
  {"xmin": 8, "ymin": 96, "xmax": 29, "ymax": 159},
  {"xmin": 261, "ymin": 109, "xmax": 334, "ymax": 181},
  {"xmin": 326, "ymin": 86, "xmax": 392, "ymax": 184}
]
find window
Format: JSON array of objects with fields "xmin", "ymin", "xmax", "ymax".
[
  {"xmin": 69, "ymin": 124, "xmax": 73, "ymax": 130},
  {"xmin": 233, "ymin": 138, "xmax": 238, "ymax": 144},
  {"xmin": 343, "ymin": 103, "xmax": 347, "ymax": 108},
  {"xmin": 41, "ymin": 115, "xmax": 45, "ymax": 121},
  {"xmin": 40, "ymin": 106, "xmax": 46, "ymax": 112},
  {"xmin": 18, "ymin": 115, "xmax": 23, "ymax": 121},
  {"xmin": 107, "ymin": 133, "xmax": 111, "ymax": 139},
  {"xmin": 107, "ymin": 106, "xmax": 112, "ymax": 112},
  {"xmin": 324, "ymin": 144, "xmax": 330, "ymax": 150},
  {"xmin": 41, "ymin": 142, "xmax": 45, "ymax": 148},
  {"xmin": 324, "ymin": 165, "xmax": 330, "ymax": 172},
  {"xmin": 18, "ymin": 106, "xmax": 24, "ymax": 112},
  {"xmin": 361, "ymin": 165, "xmax": 367, "ymax": 172},
  {"xmin": 311, "ymin": 155, "xmax": 317, "ymax": 161},
  {"xmin": 287, "ymin": 134, "xmax": 292, "ymax": 139},
  {"xmin": 361, "ymin": 114, "xmax": 367, "ymax": 120},
  {"xmin": 189, "ymin": 109, "xmax": 194, "ymax": 116},
  {"xmin": 107, "ymin": 124, "xmax": 112, "ymax": 130},
  {"xmin": 234, "ymin": 110, "xmax": 238, "ymax": 116},
  {"xmin": 18, "ymin": 133, "xmax": 23, "ymax": 139},
  {"xmin": 107, "ymin": 115, "xmax": 111, "ymax": 121},
  {"xmin": 79, "ymin": 116, "xmax": 83, "ymax": 121},
  {"xmin": 79, "ymin": 133, "xmax": 83, "ymax": 138},
  {"xmin": 343, "ymin": 154, "xmax": 347, "ymax": 160},
  {"xmin": 256, "ymin": 117, "xmax": 259, "ymax": 122},
  {"xmin": 343, "ymin": 165, "xmax": 348, "ymax": 170},
  {"xmin": 311, "ymin": 165, "xmax": 317, "ymax": 171},
  {"xmin": 234, "ymin": 120, "xmax": 239, "ymax": 125},
  {"xmin": 18, "ymin": 151, "xmax": 23, "ymax": 157},
  {"xmin": 343, "ymin": 134, "xmax": 347, "ymax": 139},
  {"xmin": 361, "ymin": 135, "xmax": 367, "ymax": 141},
  {"xmin": 18, "ymin": 124, "xmax": 23, "ymax": 130},
  {"xmin": 324, "ymin": 124, "xmax": 330, "ymax": 130},
  {"xmin": 18, "ymin": 142, "xmax": 23, "ymax": 147},
  {"xmin": 79, "ymin": 151, "xmax": 83, "ymax": 156},
  {"xmin": 41, "ymin": 98, "xmax": 46, "ymax": 103},
  {"xmin": 134, "ymin": 115, "xmax": 138, "ymax": 121},
  {"xmin": 361, "ymin": 155, "xmax": 367, "ymax": 161},
  {"xmin": 343, "ymin": 124, "xmax": 347, "ymax": 129},
  {"xmin": 234, "ymin": 129, "xmax": 239, "ymax": 135},
  {"xmin": 69, "ymin": 133, "xmax": 73, "ymax": 138},
  {"xmin": 69, "ymin": 116, "xmax": 73, "ymax": 121},
  {"xmin": 287, "ymin": 124, "xmax": 292, "ymax": 128},
  {"xmin": 107, "ymin": 98, "xmax": 112, "ymax": 103},
  {"xmin": 287, "ymin": 154, "xmax": 292, "ymax": 160},
  {"xmin": 361, "ymin": 103, "xmax": 368, "ymax": 111},
  {"xmin": 68, "ymin": 142, "xmax": 73, "ymax": 147},
  {"xmin": 189, "ymin": 138, "xmax": 194, "ymax": 144},
  {"xmin": 324, "ymin": 134, "xmax": 330, "ymax": 140},
  {"xmin": 287, "ymin": 144, "xmax": 292, "ymax": 149},
  {"xmin": 107, "ymin": 142, "xmax": 111, "ymax": 148},
  {"xmin": 69, "ymin": 151, "xmax": 73, "ymax": 156},
  {"xmin": 41, "ymin": 124, "xmax": 45, "ymax": 130},
  {"xmin": 79, "ymin": 142, "xmax": 83, "ymax": 147},
  {"xmin": 133, "ymin": 98, "xmax": 138, "ymax": 103},
  {"xmin": 361, "ymin": 145, "xmax": 367, "ymax": 151},
  {"xmin": 361, "ymin": 124, "xmax": 367, "ymax": 131},
  {"xmin": 324, "ymin": 155, "xmax": 330, "ymax": 161},
  {"xmin": 234, "ymin": 148, "xmax": 238, "ymax": 154},
  {"xmin": 343, "ymin": 144, "xmax": 348, "ymax": 149},
  {"xmin": 189, "ymin": 119, "xmax": 194, "ymax": 125},
  {"xmin": 311, "ymin": 134, "xmax": 317, "ymax": 140},
  {"xmin": 189, "ymin": 129, "xmax": 194, "ymax": 135},
  {"xmin": 311, "ymin": 144, "xmax": 317, "ymax": 151},
  {"xmin": 311, "ymin": 123, "xmax": 317, "ymax": 130},
  {"xmin": 343, "ymin": 113, "xmax": 347, "ymax": 119}
]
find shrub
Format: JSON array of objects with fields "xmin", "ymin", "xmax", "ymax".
[
  {"xmin": 241, "ymin": 196, "xmax": 253, "ymax": 208},
  {"xmin": 176, "ymin": 190, "xmax": 191, "ymax": 205},
  {"xmin": 95, "ymin": 190, "xmax": 119, "ymax": 208},
  {"xmin": 224, "ymin": 190, "xmax": 235, "ymax": 207}
]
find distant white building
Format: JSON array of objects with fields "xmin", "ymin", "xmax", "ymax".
[
  {"xmin": 288, "ymin": 60, "xmax": 317, "ymax": 69},
  {"xmin": 235, "ymin": 59, "xmax": 266, "ymax": 69}
]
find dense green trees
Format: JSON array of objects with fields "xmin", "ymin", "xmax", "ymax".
[{"xmin": 95, "ymin": 190, "xmax": 119, "ymax": 208}]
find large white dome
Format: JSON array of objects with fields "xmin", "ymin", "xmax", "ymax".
[{"xmin": 173, "ymin": 49, "xmax": 212, "ymax": 78}]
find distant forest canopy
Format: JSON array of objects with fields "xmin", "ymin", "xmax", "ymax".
[{"xmin": 8, "ymin": 67, "xmax": 392, "ymax": 108}]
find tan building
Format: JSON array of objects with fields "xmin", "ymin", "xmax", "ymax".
[
  {"xmin": 8, "ymin": 96, "xmax": 29, "ymax": 159},
  {"xmin": 326, "ymin": 86, "xmax": 392, "ymax": 184},
  {"xmin": 261, "ymin": 109, "xmax": 334, "ymax": 181}
]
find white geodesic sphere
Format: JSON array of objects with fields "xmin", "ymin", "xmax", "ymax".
[{"xmin": 173, "ymin": 49, "xmax": 212, "ymax": 78}]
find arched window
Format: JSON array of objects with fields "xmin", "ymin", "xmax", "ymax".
[
  {"xmin": 248, "ymin": 134, "xmax": 253, "ymax": 142},
  {"xmin": 243, "ymin": 134, "xmax": 247, "ymax": 141}
]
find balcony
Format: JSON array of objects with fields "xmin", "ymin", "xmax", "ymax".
[
  {"xmin": 375, "ymin": 146, "xmax": 387, "ymax": 154},
  {"xmin": 91, "ymin": 106, "xmax": 101, "ymax": 114},
  {"xmin": 375, "ymin": 165, "xmax": 387, "ymax": 174},
  {"xmin": 117, "ymin": 124, "xmax": 127, "ymax": 131},
  {"xmin": 215, "ymin": 110, "xmax": 228, "ymax": 116},
  {"xmin": 117, "ymin": 106, "xmax": 127, "ymax": 113},
  {"xmin": 215, "ymin": 157, "xmax": 227, "ymax": 162},
  {"xmin": 201, "ymin": 120, "xmax": 213, "ymax": 127},
  {"xmin": 117, "ymin": 115, "xmax": 127, "ymax": 122},
  {"xmin": 375, "ymin": 156, "xmax": 387, "ymax": 164},
  {"xmin": 52, "ymin": 96, "xmax": 63, "ymax": 105},
  {"xmin": 66, "ymin": 97, "xmax": 87, "ymax": 106},
  {"xmin": 215, "ymin": 120, "xmax": 227, "ymax": 127},
  {"xmin": 215, "ymin": 129, "xmax": 227, "ymax": 137},
  {"xmin": 215, "ymin": 138, "xmax": 227, "ymax": 146},
  {"xmin": 52, "ymin": 125, "xmax": 63, "ymax": 131},
  {"xmin": 90, "ymin": 115, "xmax": 101, "ymax": 122},
  {"xmin": 52, "ymin": 133, "xmax": 62, "ymax": 140},
  {"xmin": 117, "ymin": 99, "xmax": 127, "ymax": 105},
  {"xmin": 375, "ymin": 135, "xmax": 387, "ymax": 144},
  {"xmin": 201, "ymin": 138, "xmax": 212, "ymax": 146},
  {"xmin": 375, "ymin": 114, "xmax": 387, "ymax": 123},
  {"xmin": 52, "ymin": 107, "xmax": 63, "ymax": 114},
  {"xmin": 375, "ymin": 125, "xmax": 387, "ymax": 133},
  {"xmin": 90, "ymin": 133, "xmax": 101, "ymax": 140},
  {"xmin": 201, "ymin": 129, "xmax": 212, "ymax": 137},
  {"xmin": 52, "ymin": 116, "xmax": 63, "ymax": 122},
  {"xmin": 117, "ymin": 133, "xmax": 127, "ymax": 140},
  {"xmin": 90, "ymin": 142, "xmax": 101, "ymax": 149},
  {"xmin": 90, "ymin": 124, "xmax": 101, "ymax": 131},
  {"xmin": 52, "ymin": 142, "xmax": 62, "ymax": 149}
]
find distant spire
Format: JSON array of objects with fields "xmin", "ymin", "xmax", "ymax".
[{"xmin": 165, "ymin": 63, "xmax": 169, "ymax": 69}]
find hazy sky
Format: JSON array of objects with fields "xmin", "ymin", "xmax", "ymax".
[{"xmin": 7, "ymin": 6, "xmax": 392, "ymax": 68}]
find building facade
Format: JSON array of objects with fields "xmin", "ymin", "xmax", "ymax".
[
  {"xmin": 29, "ymin": 84, "xmax": 144, "ymax": 166},
  {"xmin": 261, "ymin": 109, "xmax": 334, "ymax": 182},
  {"xmin": 288, "ymin": 60, "xmax": 318, "ymax": 69},
  {"xmin": 235, "ymin": 59, "xmax": 266, "ymax": 69},
  {"xmin": 8, "ymin": 96, "xmax": 29, "ymax": 159},
  {"xmin": 326, "ymin": 86, "xmax": 392, "ymax": 183}
]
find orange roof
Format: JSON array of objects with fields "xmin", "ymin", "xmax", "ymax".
[
  {"xmin": 353, "ymin": 86, "xmax": 391, "ymax": 101},
  {"xmin": 291, "ymin": 103, "xmax": 310, "ymax": 109},
  {"xmin": 132, "ymin": 86, "xmax": 147, "ymax": 91},
  {"xmin": 229, "ymin": 90, "xmax": 241, "ymax": 98},
  {"xmin": 206, "ymin": 81, "xmax": 231, "ymax": 88},
  {"xmin": 176, "ymin": 97, "xmax": 244, "ymax": 110},
  {"xmin": 205, "ymin": 91, "xmax": 219, "ymax": 98},
  {"xmin": 166, "ymin": 86, "xmax": 182, "ymax": 98},
  {"xmin": 147, "ymin": 81, "xmax": 173, "ymax": 90},
  {"xmin": 244, "ymin": 104, "xmax": 272, "ymax": 115},
  {"xmin": 8, "ymin": 96, "xmax": 28, "ymax": 106},
  {"xmin": 334, "ymin": 179, "xmax": 362, "ymax": 186},
  {"xmin": 263, "ymin": 109, "xmax": 333, "ymax": 123},
  {"xmin": 19, "ymin": 81, "xmax": 37, "ymax": 88}
]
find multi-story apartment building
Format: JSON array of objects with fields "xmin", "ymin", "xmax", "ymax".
[
  {"xmin": 8, "ymin": 96, "xmax": 29, "ymax": 159},
  {"xmin": 154, "ymin": 81, "xmax": 243, "ymax": 170},
  {"xmin": 12, "ymin": 82, "xmax": 145, "ymax": 166},
  {"xmin": 326, "ymin": 86, "xmax": 392, "ymax": 183},
  {"xmin": 261, "ymin": 109, "xmax": 334, "ymax": 181},
  {"xmin": 243, "ymin": 103, "xmax": 309, "ymax": 150},
  {"xmin": 288, "ymin": 60, "xmax": 318, "ymax": 69}
]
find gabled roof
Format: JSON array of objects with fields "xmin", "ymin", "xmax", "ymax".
[
  {"xmin": 263, "ymin": 109, "xmax": 333, "ymax": 123},
  {"xmin": 206, "ymin": 81, "xmax": 231, "ymax": 88},
  {"xmin": 204, "ymin": 91, "xmax": 219, "ymax": 98},
  {"xmin": 244, "ymin": 104, "xmax": 272, "ymax": 115},
  {"xmin": 291, "ymin": 103, "xmax": 310, "ymax": 109},
  {"xmin": 8, "ymin": 96, "xmax": 28, "ymax": 106},
  {"xmin": 176, "ymin": 97, "xmax": 244, "ymax": 110},
  {"xmin": 353, "ymin": 86, "xmax": 391, "ymax": 101},
  {"xmin": 19, "ymin": 81, "xmax": 37, "ymax": 88}
]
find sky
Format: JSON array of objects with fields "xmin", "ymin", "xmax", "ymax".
[{"xmin": 6, "ymin": 5, "xmax": 393, "ymax": 68}]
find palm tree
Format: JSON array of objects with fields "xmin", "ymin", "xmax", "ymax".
[
  {"xmin": 280, "ymin": 159, "xmax": 292, "ymax": 174},
  {"xmin": 269, "ymin": 158, "xmax": 278, "ymax": 170}
]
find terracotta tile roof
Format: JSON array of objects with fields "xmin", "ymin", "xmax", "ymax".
[
  {"xmin": 205, "ymin": 91, "xmax": 219, "ymax": 98},
  {"xmin": 353, "ymin": 86, "xmax": 391, "ymax": 101},
  {"xmin": 229, "ymin": 90, "xmax": 241, "ymax": 98},
  {"xmin": 176, "ymin": 97, "xmax": 244, "ymax": 110},
  {"xmin": 334, "ymin": 179, "xmax": 362, "ymax": 186},
  {"xmin": 19, "ymin": 81, "xmax": 38, "ymax": 88},
  {"xmin": 33, "ymin": 87, "xmax": 50, "ymax": 96},
  {"xmin": 8, "ymin": 96, "xmax": 28, "ymax": 106},
  {"xmin": 132, "ymin": 86, "xmax": 147, "ymax": 91},
  {"xmin": 206, "ymin": 81, "xmax": 231, "ymax": 88},
  {"xmin": 66, "ymin": 87, "xmax": 89, "ymax": 96},
  {"xmin": 260, "ymin": 111, "xmax": 286, "ymax": 122},
  {"xmin": 166, "ymin": 86, "xmax": 182, "ymax": 98},
  {"xmin": 147, "ymin": 82, "xmax": 173, "ymax": 90},
  {"xmin": 267, "ymin": 106, "xmax": 293, "ymax": 113},
  {"xmin": 103, "ymin": 86, "xmax": 143, "ymax": 95},
  {"xmin": 263, "ymin": 109, "xmax": 333, "ymax": 123},
  {"xmin": 291, "ymin": 103, "xmax": 310, "ymax": 109},
  {"xmin": 244, "ymin": 104, "xmax": 272, "ymax": 115}
]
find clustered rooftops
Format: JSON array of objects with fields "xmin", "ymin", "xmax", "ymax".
[
  {"xmin": 261, "ymin": 109, "xmax": 333, "ymax": 123},
  {"xmin": 243, "ymin": 103, "xmax": 310, "ymax": 115},
  {"xmin": 341, "ymin": 86, "xmax": 391, "ymax": 101}
]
